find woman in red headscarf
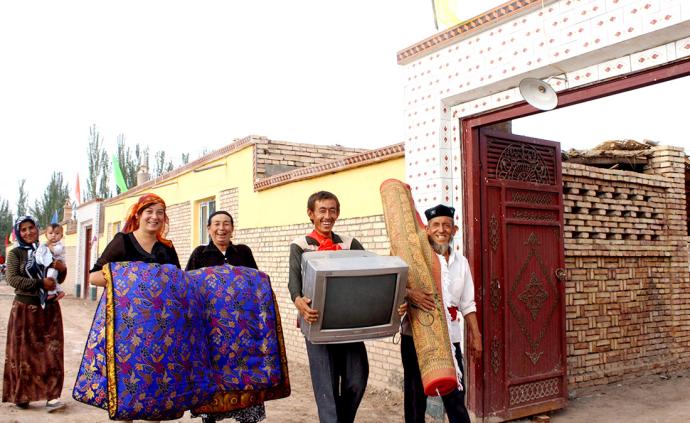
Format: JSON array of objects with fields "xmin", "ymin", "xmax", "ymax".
[
  {"xmin": 88, "ymin": 194, "xmax": 179, "ymax": 423},
  {"xmin": 89, "ymin": 193, "xmax": 180, "ymax": 287}
]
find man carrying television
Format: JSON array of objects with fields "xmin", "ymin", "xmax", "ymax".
[
  {"xmin": 400, "ymin": 204, "xmax": 482, "ymax": 423},
  {"xmin": 288, "ymin": 190, "xmax": 369, "ymax": 423}
]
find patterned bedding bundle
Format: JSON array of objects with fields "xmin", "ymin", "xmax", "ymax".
[
  {"xmin": 73, "ymin": 262, "xmax": 289, "ymax": 420},
  {"xmin": 190, "ymin": 265, "xmax": 290, "ymax": 415}
]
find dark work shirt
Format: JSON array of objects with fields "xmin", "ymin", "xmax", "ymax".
[
  {"xmin": 185, "ymin": 242, "xmax": 258, "ymax": 271},
  {"xmin": 288, "ymin": 232, "xmax": 364, "ymax": 302},
  {"xmin": 90, "ymin": 232, "xmax": 181, "ymax": 273}
]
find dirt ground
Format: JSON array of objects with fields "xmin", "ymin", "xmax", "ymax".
[
  {"xmin": 1, "ymin": 284, "xmax": 690, "ymax": 422},
  {"xmin": 0, "ymin": 286, "xmax": 403, "ymax": 423}
]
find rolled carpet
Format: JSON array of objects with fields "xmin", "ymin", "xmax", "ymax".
[{"xmin": 380, "ymin": 178, "xmax": 458, "ymax": 396}]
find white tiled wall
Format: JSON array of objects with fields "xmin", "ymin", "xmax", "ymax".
[
  {"xmin": 75, "ymin": 202, "xmax": 102, "ymax": 298},
  {"xmin": 402, "ymin": 0, "xmax": 690, "ymax": 224}
]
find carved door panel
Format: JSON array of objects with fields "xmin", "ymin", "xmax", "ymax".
[{"xmin": 479, "ymin": 129, "xmax": 567, "ymax": 421}]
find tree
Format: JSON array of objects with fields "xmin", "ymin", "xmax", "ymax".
[
  {"xmin": 0, "ymin": 198, "xmax": 13, "ymax": 257},
  {"xmin": 116, "ymin": 134, "xmax": 149, "ymax": 190},
  {"xmin": 181, "ymin": 153, "xmax": 190, "ymax": 165},
  {"xmin": 153, "ymin": 150, "xmax": 174, "ymax": 178},
  {"xmin": 86, "ymin": 124, "xmax": 110, "ymax": 200},
  {"xmin": 98, "ymin": 149, "xmax": 111, "ymax": 199},
  {"xmin": 31, "ymin": 172, "xmax": 70, "ymax": 229},
  {"xmin": 16, "ymin": 179, "xmax": 29, "ymax": 217}
]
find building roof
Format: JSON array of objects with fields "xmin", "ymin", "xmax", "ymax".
[
  {"xmin": 101, "ymin": 135, "xmax": 401, "ymax": 204},
  {"xmin": 254, "ymin": 143, "xmax": 404, "ymax": 191}
]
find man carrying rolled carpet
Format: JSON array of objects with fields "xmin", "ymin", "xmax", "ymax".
[{"xmin": 400, "ymin": 204, "xmax": 482, "ymax": 423}]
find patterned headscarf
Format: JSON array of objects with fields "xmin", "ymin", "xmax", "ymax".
[
  {"xmin": 121, "ymin": 193, "xmax": 173, "ymax": 247},
  {"xmin": 13, "ymin": 215, "xmax": 45, "ymax": 279}
]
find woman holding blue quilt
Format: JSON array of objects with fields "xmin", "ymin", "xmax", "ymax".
[
  {"xmin": 186, "ymin": 210, "xmax": 265, "ymax": 423},
  {"xmin": 88, "ymin": 193, "xmax": 179, "ymax": 423}
]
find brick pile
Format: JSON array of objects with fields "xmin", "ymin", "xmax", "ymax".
[{"xmin": 563, "ymin": 146, "xmax": 690, "ymax": 388}]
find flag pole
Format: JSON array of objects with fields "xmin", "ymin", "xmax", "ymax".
[{"xmin": 431, "ymin": 0, "xmax": 439, "ymax": 30}]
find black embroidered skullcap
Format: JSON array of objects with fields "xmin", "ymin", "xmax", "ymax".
[{"xmin": 424, "ymin": 204, "xmax": 455, "ymax": 221}]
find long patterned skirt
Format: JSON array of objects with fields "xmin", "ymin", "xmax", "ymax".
[{"xmin": 2, "ymin": 299, "xmax": 64, "ymax": 404}]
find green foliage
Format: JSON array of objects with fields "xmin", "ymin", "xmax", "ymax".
[
  {"xmin": 116, "ymin": 134, "xmax": 149, "ymax": 192},
  {"xmin": 0, "ymin": 198, "xmax": 13, "ymax": 257},
  {"xmin": 98, "ymin": 149, "xmax": 111, "ymax": 199},
  {"xmin": 16, "ymin": 179, "xmax": 29, "ymax": 217},
  {"xmin": 30, "ymin": 172, "xmax": 70, "ymax": 230},
  {"xmin": 86, "ymin": 125, "xmax": 189, "ymax": 197},
  {"xmin": 153, "ymin": 150, "xmax": 174, "ymax": 178},
  {"xmin": 86, "ymin": 124, "xmax": 110, "ymax": 200}
]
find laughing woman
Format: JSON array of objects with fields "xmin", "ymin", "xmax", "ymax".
[
  {"xmin": 89, "ymin": 193, "xmax": 180, "ymax": 287},
  {"xmin": 185, "ymin": 211, "xmax": 257, "ymax": 272},
  {"xmin": 88, "ymin": 193, "xmax": 179, "ymax": 423},
  {"xmin": 185, "ymin": 210, "xmax": 263, "ymax": 423},
  {"xmin": 2, "ymin": 216, "xmax": 67, "ymax": 412}
]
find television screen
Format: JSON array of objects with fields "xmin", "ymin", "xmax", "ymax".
[
  {"xmin": 321, "ymin": 274, "xmax": 397, "ymax": 330},
  {"xmin": 300, "ymin": 250, "xmax": 409, "ymax": 344}
]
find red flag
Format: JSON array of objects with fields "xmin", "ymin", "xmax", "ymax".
[{"xmin": 75, "ymin": 173, "xmax": 81, "ymax": 205}]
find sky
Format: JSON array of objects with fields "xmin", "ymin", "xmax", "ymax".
[{"xmin": 1, "ymin": 1, "xmax": 688, "ymax": 213}]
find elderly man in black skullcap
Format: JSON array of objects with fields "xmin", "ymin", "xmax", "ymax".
[{"xmin": 400, "ymin": 204, "xmax": 482, "ymax": 423}]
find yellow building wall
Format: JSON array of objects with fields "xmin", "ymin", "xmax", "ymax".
[
  {"xmin": 100, "ymin": 144, "xmax": 404, "ymax": 252},
  {"xmin": 62, "ymin": 228, "xmax": 77, "ymax": 248},
  {"xmin": 245, "ymin": 159, "xmax": 404, "ymax": 228}
]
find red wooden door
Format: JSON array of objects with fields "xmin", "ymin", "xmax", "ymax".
[{"xmin": 479, "ymin": 129, "xmax": 567, "ymax": 421}]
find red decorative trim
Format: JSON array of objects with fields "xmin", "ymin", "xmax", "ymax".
[
  {"xmin": 254, "ymin": 143, "xmax": 405, "ymax": 191},
  {"xmin": 397, "ymin": 0, "xmax": 545, "ymax": 65}
]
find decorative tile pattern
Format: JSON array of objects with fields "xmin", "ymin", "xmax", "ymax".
[
  {"xmin": 402, "ymin": 0, "xmax": 690, "ymax": 208},
  {"xmin": 676, "ymin": 36, "xmax": 690, "ymax": 58},
  {"xmin": 630, "ymin": 45, "xmax": 668, "ymax": 71},
  {"xmin": 397, "ymin": 0, "xmax": 546, "ymax": 65},
  {"xmin": 566, "ymin": 65, "xmax": 599, "ymax": 88},
  {"xmin": 597, "ymin": 56, "xmax": 632, "ymax": 79}
]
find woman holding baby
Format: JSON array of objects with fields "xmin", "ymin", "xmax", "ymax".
[{"xmin": 2, "ymin": 215, "xmax": 67, "ymax": 412}]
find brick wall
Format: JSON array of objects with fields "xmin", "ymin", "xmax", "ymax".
[
  {"xmin": 219, "ymin": 188, "xmax": 239, "ymax": 227},
  {"xmin": 562, "ymin": 146, "xmax": 690, "ymax": 389},
  {"xmin": 254, "ymin": 140, "xmax": 367, "ymax": 179},
  {"xmin": 166, "ymin": 202, "xmax": 192, "ymax": 265},
  {"xmin": 234, "ymin": 215, "xmax": 405, "ymax": 389}
]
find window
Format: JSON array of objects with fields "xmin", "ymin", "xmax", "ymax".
[{"xmin": 199, "ymin": 199, "xmax": 216, "ymax": 245}]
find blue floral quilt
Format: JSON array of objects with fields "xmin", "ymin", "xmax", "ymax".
[{"xmin": 73, "ymin": 262, "xmax": 289, "ymax": 420}]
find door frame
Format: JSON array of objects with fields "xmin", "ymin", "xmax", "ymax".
[
  {"xmin": 83, "ymin": 225, "xmax": 92, "ymax": 299},
  {"xmin": 460, "ymin": 57, "xmax": 690, "ymax": 418}
]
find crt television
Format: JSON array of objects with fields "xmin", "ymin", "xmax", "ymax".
[{"xmin": 300, "ymin": 250, "xmax": 409, "ymax": 344}]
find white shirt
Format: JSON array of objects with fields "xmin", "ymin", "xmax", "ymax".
[{"xmin": 439, "ymin": 250, "xmax": 477, "ymax": 344}]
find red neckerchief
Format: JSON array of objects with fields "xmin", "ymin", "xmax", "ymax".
[{"xmin": 308, "ymin": 230, "xmax": 342, "ymax": 251}]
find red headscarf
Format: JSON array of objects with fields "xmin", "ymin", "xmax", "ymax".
[{"xmin": 122, "ymin": 193, "xmax": 173, "ymax": 247}]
